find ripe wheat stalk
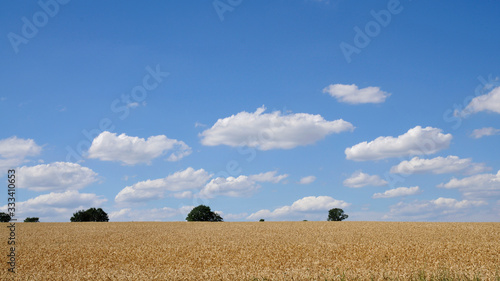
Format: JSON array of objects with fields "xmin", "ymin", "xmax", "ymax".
[{"xmin": 1, "ymin": 221, "xmax": 499, "ymax": 280}]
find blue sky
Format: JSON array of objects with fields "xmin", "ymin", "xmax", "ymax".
[{"xmin": 1, "ymin": 0, "xmax": 500, "ymax": 222}]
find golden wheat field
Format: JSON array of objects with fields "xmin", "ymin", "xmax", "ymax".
[{"xmin": 1, "ymin": 221, "xmax": 499, "ymax": 280}]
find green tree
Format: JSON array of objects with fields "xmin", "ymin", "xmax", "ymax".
[
  {"xmin": 24, "ymin": 217, "xmax": 39, "ymax": 222},
  {"xmin": 186, "ymin": 205, "xmax": 223, "ymax": 222},
  {"xmin": 0, "ymin": 212, "xmax": 11, "ymax": 222},
  {"xmin": 71, "ymin": 208, "xmax": 109, "ymax": 222},
  {"xmin": 327, "ymin": 208, "xmax": 348, "ymax": 221}
]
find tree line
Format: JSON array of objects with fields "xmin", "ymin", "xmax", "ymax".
[{"xmin": 0, "ymin": 205, "xmax": 348, "ymax": 222}]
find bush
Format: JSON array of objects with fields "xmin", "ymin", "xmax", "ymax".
[
  {"xmin": 24, "ymin": 217, "xmax": 39, "ymax": 222},
  {"xmin": 186, "ymin": 205, "xmax": 223, "ymax": 222},
  {"xmin": 71, "ymin": 208, "xmax": 109, "ymax": 222},
  {"xmin": 259, "ymin": 219, "xmax": 265, "ymax": 222},
  {"xmin": 327, "ymin": 208, "xmax": 348, "ymax": 221},
  {"xmin": 0, "ymin": 212, "xmax": 11, "ymax": 222}
]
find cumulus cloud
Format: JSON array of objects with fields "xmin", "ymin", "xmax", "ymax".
[
  {"xmin": 200, "ymin": 106, "xmax": 354, "ymax": 150},
  {"xmin": 115, "ymin": 167, "xmax": 212, "ymax": 203},
  {"xmin": 345, "ymin": 126, "xmax": 452, "ymax": 161},
  {"xmin": 298, "ymin": 175, "xmax": 316, "ymax": 184},
  {"xmin": 431, "ymin": 197, "xmax": 486, "ymax": 208},
  {"xmin": 343, "ymin": 171, "xmax": 387, "ymax": 188},
  {"xmin": 200, "ymin": 176, "xmax": 257, "ymax": 198},
  {"xmin": 0, "ymin": 190, "xmax": 107, "ymax": 222},
  {"xmin": 290, "ymin": 196, "xmax": 350, "ymax": 211},
  {"xmin": 109, "ymin": 206, "xmax": 194, "ymax": 222},
  {"xmin": 247, "ymin": 196, "xmax": 350, "ymax": 220},
  {"xmin": 458, "ymin": 86, "xmax": 500, "ymax": 116},
  {"xmin": 470, "ymin": 127, "xmax": 500, "ymax": 139},
  {"xmin": 172, "ymin": 191, "xmax": 193, "ymax": 199},
  {"xmin": 0, "ymin": 136, "xmax": 42, "ymax": 171},
  {"xmin": 373, "ymin": 186, "xmax": 421, "ymax": 199},
  {"xmin": 0, "ymin": 136, "xmax": 42, "ymax": 159},
  {"xmin": 18, "ymin": 162, "xmax": 98, "ymax": 192},
  {"xmin": 116, "ymin": 168, "xmax": 287, "ymax": 203},
  {"xmin": 88, "ymin": 131, "xmax": 191, "ymax": 165},
  {"xmin": 383, "ymin": 197, "xmax": 487, "ymax": 221},
  {"xmin": 390, "ymin": 156, "xmax": 490, "ymax": 175},
  {"xmin": 200, "ymin": 171, "xmax": 288, "ymax": 199},
  {"xmin": 437, "ymin": 170, "xmax": 500, "ymax": 200},
  {"xmin": 323, "ymin": 83, "xmax": 390, "ymax": 104}
]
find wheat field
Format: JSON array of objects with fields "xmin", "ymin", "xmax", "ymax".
[{"xmin": 1, "ymin": 221, "xmax": 499, "ymax": 280}]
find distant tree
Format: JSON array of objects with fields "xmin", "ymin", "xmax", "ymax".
[
  {"xmin": 71, "ymin": 208, "xmax": 109, "ymax": 222},
  {"xmin": 24, "ymin": 217, "xmax": 39, "ymax": 222},
  {"xmin": 327, "ymin": 208, "xmax": 348, "ymax": 221},
  {"xmin": 71, "ymin": 210, "xmax": 89, "ymax": 222},
  {"xmin": 259, "ymin": 219, "xmax": 265, "ymax": 222},
  {"xmin": 186, "ymin": 205, "xmax": 223, "ymax": 222},
  {"xmin": 0, "ymin": 212, "xmax": 11, "ymax": 222}
]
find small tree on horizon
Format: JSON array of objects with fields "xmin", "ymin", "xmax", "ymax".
[
  {"xmin": 186, "ymin": 205, "xmax": 223, "ymax": 222},
  {"xmin": 24, "ymin": 217, "xmax": 39, "ymax": 222},
  {"xmin": 71, "ymin": 208, "xmax": 109, "ymax": 222},
  {"xmin": 0, "ymin": 212, "xmax": 11, "ymax": 222},
  {"xmin": 327, "ymin": 208, "xmax": 348, "ymax": 221}
]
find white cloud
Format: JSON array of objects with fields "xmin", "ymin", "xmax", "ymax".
[
  {"xmin": 116, "ymin": 168, "xmax": 287, "ymax": 202},
  {"xmin": 0, "ymin": 158, "xmax": 26, "ymax": 172},
  {"xmin": 126, "ymin": 102, "xmax": 140, "ymax": 108},
  {"xmin": 390, "ymin": 156, "xmax": 490, "ymax": 175},
  {"xmin": 373, "ymin": 186, "xmax": 421, "ymax": 199},
  {"xmin": 200, "ymin": 106, "xmax": 354, "ymax": 150},
  {"xmin": 0, "ymin": 136, "xmax": 42, "ymax": 159},
  {"xmin": 166, "ymin": 147, "xmax": 192, "ymax": 162},
  {"xmin": 343, "ymin": 171, "xmax": 387, "ymax": 188},
  {"xmin": 108, "ymin": 208, "xmax": 131, "ymax": 220},
  {"xmin": 200, "ymin": 176, "xmax": 257, "ymax": 198},
  {"xmin": 248, "ymin": 171, "xmax": 289, "ymax": 183},
  {"xmin": 459, "ymin": 86, "xmax": 500, "ymax": 116},
  {"xmin": 199, "ymin": 171, "xmax": 288, "ymax": 198},
  {"xmin": 431, "ymin": 197, "xmax": 486, "ymax": 208},
  {"xmin": 109, "ymin": 206, "xmax": 194, "ymax": 222},
  {"xmin": 0, "ymin": 136, "xmax": 42, "ymax": 171},
  {"xmin": 18, "ymin": 162, "xmax": 98, "ymax": 192},
  {"xmin": 290, "ymin": 196, "xmax": 350, "ymax": 211},
  {"xmin": 298, "ymin": 175, "xmax": 316, "ymax": 184},
  {"xmin": 88, "ymin": 131, "xmax": 191, "ymax": 165},
  {"xmin": 0, "ymin": 190, "xmax": 107, "ymax": 222},
  {"xmin": 247, "ymin": 209, "xmax": 282, "ymax": 221},
  {"xmin": 383, "ymin": 197, "xmax": 487, "ymax": 221},
  {"xmin": 194, "ymin": 122, "xmax": 207, "ymax": 128},
  {"xmin": 437, "ymin": 170, "xmax": 500, "ymax": 200},
  {"xmin": 247, "ymin": 196, "xmax": 350, "ymax": 220},
  {"xmin": 172, "ymin": 191, "xmax": 193, "ymax": 199},
  {"xmin": 345, "ymin": 126, "xmax": 452, "ymax": 161},
  {"xmin": 115, "ymin": 167, "xmax": 212, "ymax": 203},
  {"xmin": 322, "ymin": 84, "xmax": 390, "ymax": 104},
  {"xmin": 470, "ymin": 127, "xmax": 500, "ymax": 139}
]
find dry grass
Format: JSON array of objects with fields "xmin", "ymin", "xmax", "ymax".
[{"xmin": 1, "ymin": 221, "xmax": 499, "ymax": 280}]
